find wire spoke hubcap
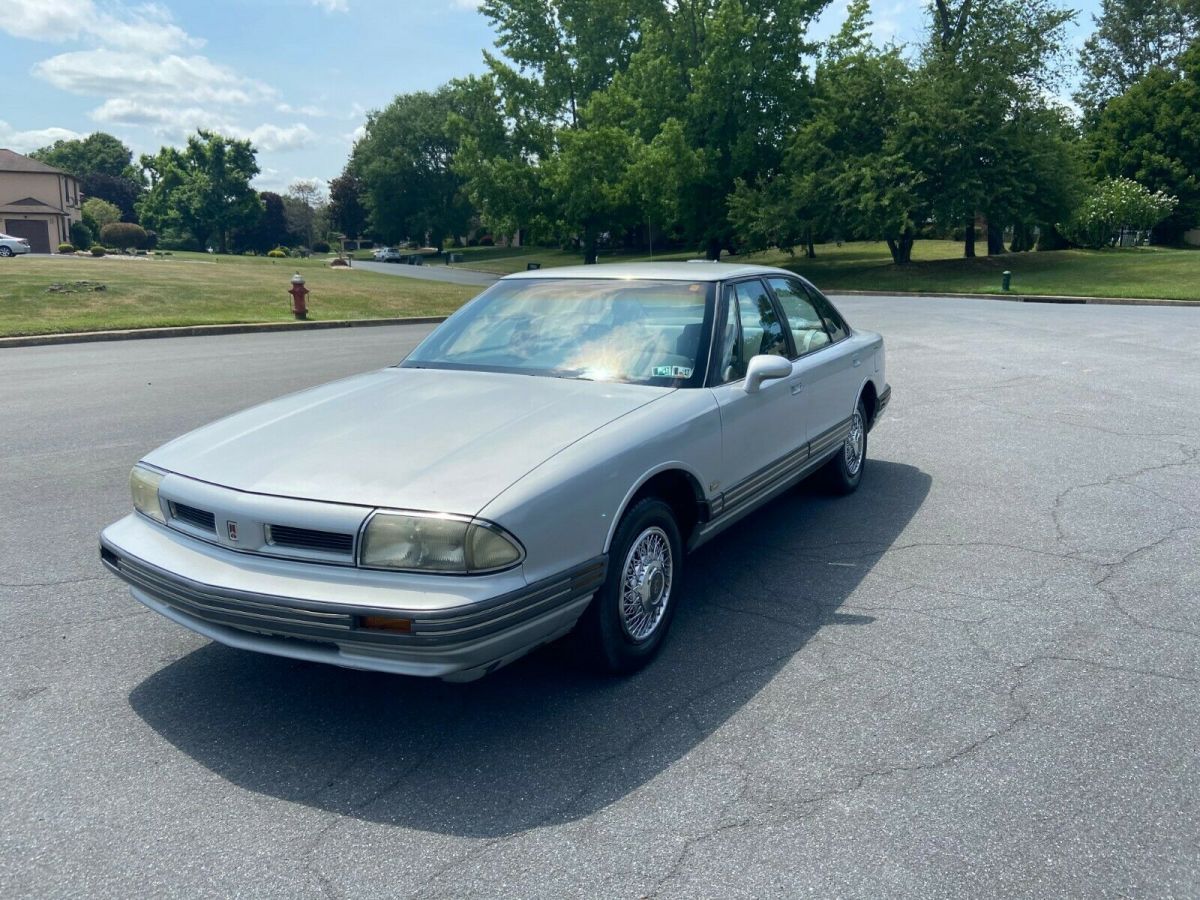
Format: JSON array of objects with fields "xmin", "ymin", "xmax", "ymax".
[
  {"xmin": 619, "ymin": 526, "xmax": 673, "ymax": 641},
  {"xmin": 844, "ymin": 409, "xmax": 865, "ymax": 476}
]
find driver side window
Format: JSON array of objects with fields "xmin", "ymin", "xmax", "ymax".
[{"xmin": 717, "ymin": 280, "xmax": 788, "ymax": 383}]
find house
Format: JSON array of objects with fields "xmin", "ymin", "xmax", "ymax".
[{"xmin": 0, "ymin": 149, "xmax": 83, "ymax": 253}]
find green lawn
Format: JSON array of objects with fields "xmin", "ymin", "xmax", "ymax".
[
  {"xmin": 453, "ymin": 240, "xmax": 1200, "ymax": 301},
  {"xmin": 0, "ymin": 252, "xmax": 476, "ymax": 337}
]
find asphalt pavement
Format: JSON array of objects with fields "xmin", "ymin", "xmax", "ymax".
[
  {"xmin": 1, "ymin": 297, "xmax": 1197, "ymax": 898},
  {"xmin": 351, "ymin": 258, "xmax": 499, "ymax": 286}
]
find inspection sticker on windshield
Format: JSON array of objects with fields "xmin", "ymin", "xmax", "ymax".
[{"xmin": 653, "ymin": 365, "xmax": 693, "ymax": 378}]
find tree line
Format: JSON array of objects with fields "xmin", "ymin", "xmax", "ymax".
[
  {"xmin": 341, "ymin": 0, "xmax": 1199, "ymax": 262},
  {"xmin": 31, "ymin": 0, "xmax": 1199, "ymax": 262}
]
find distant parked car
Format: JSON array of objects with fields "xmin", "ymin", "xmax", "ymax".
[
  {"xmin": 373, "ymin": 247, "xmax": 404, "ymax": 262},
  {"xmin": 100, "ymin": 262, "xmax": 889, "ymax": 682},
  {"xmin": 0, "ymin": 233, "xmax": 31, "ymax": 257}
]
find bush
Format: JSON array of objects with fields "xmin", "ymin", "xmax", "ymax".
[
  {"xmin": 57, "ymin": 243, "xmax": 75, "ymax": 254},
  {"xmin": 312, "ymin": 240, "xmax": 331, "ymax": 253},
  {"xmin": 1061, "ymin": 178, "xmax": 1178, "ymax": 249},
  {"xmin": 70, "ymin": 221, "xmax": 93, "ymax": 249},
  {"xmin": 90, "ymin": 245, "xmax": 106, "ymax": 257},
  {"xmin": 99, "ymin": 222, "xmax": 149, "ymax": 249},
  {"xmin": 267, "ymin": 248, "xmax": 287, "ymax": 258}
]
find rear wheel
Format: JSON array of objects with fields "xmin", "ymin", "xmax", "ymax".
[
  {"xmin": 0, "ymin": 247, "xmax": 13, "ymax": 257},
  {"xmin": 574, "ymin": 497, "xmax": 682, "ymax": 674},
  {"xmin": 825, "ymin": 398, "xmax": 868, "ymax": 494}
]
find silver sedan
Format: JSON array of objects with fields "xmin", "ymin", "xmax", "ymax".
[
  {"xmin": 0, "ymin": 233, "xmax": 31, "ymax": 256},
  {"xmin": 100, "ymin": 262, "xmax": 890, "ymax": 680}
]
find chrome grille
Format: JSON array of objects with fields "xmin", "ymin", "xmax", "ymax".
[
  {"xmin": 170, "ymin": 501, "xmax": 215, "ymax": 532},
  {"xmin": 266, "ymin": 524, "xmax": 354, "ymax": 555}
]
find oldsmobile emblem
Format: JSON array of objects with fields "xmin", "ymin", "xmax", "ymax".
[{"xmin": 226, "ymin": 520, "xmax": 239, "ymax": 542}]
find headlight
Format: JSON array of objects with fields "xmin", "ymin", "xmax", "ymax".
[
  {"xmin": 129, "ymin": 465, "xmax": 165, "ymax": 523},
  {"xmin": 359, "ymin": 512, "xmax": 523, "ymax": 573}
]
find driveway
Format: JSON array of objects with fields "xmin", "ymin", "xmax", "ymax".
[
  {"xmin": 353, "ymin": 258, "xmax": 498, "ymax": 286},
  {"xmin": 1, "ymin": 297, "xmax": 1197, "ymax": 898}
]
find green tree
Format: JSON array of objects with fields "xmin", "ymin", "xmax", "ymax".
[
  {"xmin": 1089, "ymin": 40, "xmax": 1200, "ymax": 242},
  {"xmin": 137, "ymin": 131, "xmax": 262, "ymax": 253},
  {"xmin": 327, "ymin": 173, "xmax": 369, "ymax": 241},
  {"xmin": 730, "ymin": 0, "xmax": 923, "ymax": 263},
  {"xmin": 351, "ymin": 87, "xmax": 473, "ymax": 248},
  {"xmin": 1075, "ymin": 0, "xmax": 1200, "ymax": 123},
  {"xmin": 31, "ymin": 132, "xmax": 134, "ymax": 178},
  {"xmin": 543, "ymin": 126, "xmax": 638, "ymax": 262},
  {"xmin": 82, "ymin": 197, "xmax": 122, "ymax": 233},
  {"xmin": 906, "ymin": 0, "xmax": 1075, "ymax": 257}
]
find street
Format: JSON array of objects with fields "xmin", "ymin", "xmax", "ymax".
[{"xmin": 1, "ymin": 296, "xmax": 1197, "ymax": 898}]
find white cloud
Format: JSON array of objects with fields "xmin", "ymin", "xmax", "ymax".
[
  {"xmin": 0, "ymin": 119, "xmax": 85, "ymax": 153},
  {"xmin": 35, "ymin": 50, "xmax": 274, "ymax": 105},
  {"xmin": 344, "ymin": 124, "xmax": 367, "ymax": 144},
  {"xmin": 241, "ymin": 123, "xmax": 317, "ymax": 152},
  {"xmin": 277, "ymin": 102, "xmax": 326, "ymax": 117},
  {"xmin": 1, "ymin": 0, "xmax": 199, "ymax": 52},
  {"xmin": 311, "ymin": 0, "xmax": 349, "ymax": 11}
]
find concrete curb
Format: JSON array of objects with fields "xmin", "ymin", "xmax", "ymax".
[
  {"xmin": 827, "ymin": 289, "xmax": 1196, "ymax": 307},
  {"xmin": 0, "ymin": 315, "xmax": 450, "ymax": 350}
]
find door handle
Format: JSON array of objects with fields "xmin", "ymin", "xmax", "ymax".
[{"xmin": 790, "ymin": 381, "xmax": 803, "ymax": 395}]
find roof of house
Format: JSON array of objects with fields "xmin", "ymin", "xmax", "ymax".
[
  {"xmin": 0, "ymin": 149, "xmax": 70, "ymax": 176},
  {"xmin": 0, "ymin": 197, "xmax": 69, "ymax": 215}
]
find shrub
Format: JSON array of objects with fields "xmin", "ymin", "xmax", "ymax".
[
  {"xmin": 90, "ymin": 245, "xmax": 106, "ymax": 257},
  {"xmin": 100, "ymin": 222, "xmax": 149, "ymax": 249},
  {"xmin": 57, "ymin": 242, "xmax": 75, "ymax": 254},
  {"xmin": 312, "ymin": 240, "xmax": 331, "ymax": 253},
  {"xmin": 70, "ymin": 221, "xmax": 93, "ymax": 249},
  {"xmin": 267, "ymin": 248, "xmax": 287, "ymax": 258},
  {"xmin": 1061, "ymin": 178, "xmax": 1179, "ymax": 249}
]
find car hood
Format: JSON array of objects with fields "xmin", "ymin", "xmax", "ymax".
[{"xmin": 144, "ymin": 367, "xmax": 667, "ymax": 514}]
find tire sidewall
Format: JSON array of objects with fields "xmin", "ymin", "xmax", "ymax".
[{"xmin": 585, "ymin": 497, "xmax": 683, "ymax": 674}]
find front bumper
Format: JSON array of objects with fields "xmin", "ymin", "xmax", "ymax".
[{"xmin": 100, "ymin": 514, "xmax": 604, "ymax": 681}]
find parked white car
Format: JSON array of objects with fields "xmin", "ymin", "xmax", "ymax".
[
  {"xmin": 0, "ymin": 233, "xmax": 31, "ymax": 257},
  {"xmin": 373, "ymin": 247, "xmax": 405, "ymax": 262},
  {"xmin": 100, "ymin": 263, "xmax": 889, "ymax": 681}
]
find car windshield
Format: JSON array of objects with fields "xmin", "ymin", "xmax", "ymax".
[{"xmin": 402, "ymin": 278, "xmax": 715, "ymax": 387}]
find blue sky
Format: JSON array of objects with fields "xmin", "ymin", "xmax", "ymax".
[{"xmin": 1, "ymin": 0, "xmax": 1100, "ymax": 195}]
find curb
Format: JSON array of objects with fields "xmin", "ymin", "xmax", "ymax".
[
  {"xmin": 0, "ymin": 315, "xmax": 450, "ymax": 350},
  {"xmin": 827, "ymin": 289, "xmax": 1195, "ymax": 307}
]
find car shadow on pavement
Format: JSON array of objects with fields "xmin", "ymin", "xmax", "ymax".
[{"xmin": 129, "ymin": 459, "xmax": 930, "ymax": 838}]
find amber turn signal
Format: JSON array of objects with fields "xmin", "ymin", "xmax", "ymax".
[{"xmin": 358, "ymin": 615, "xmax": 413, "ymax": 633}]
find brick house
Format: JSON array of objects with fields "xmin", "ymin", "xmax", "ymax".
[{"xmin": 0, "ymin": 149, "xmax": 83, "ymax": 253}]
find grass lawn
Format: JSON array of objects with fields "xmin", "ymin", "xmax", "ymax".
[
  {"xmin": 453, "ymin": 240, "xmax": 1200, "ymax": 301},
  {"xmin": 0, "ymin": 252, "xmax": 476, "ymax": 337}
]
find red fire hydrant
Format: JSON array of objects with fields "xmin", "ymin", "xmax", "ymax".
[{"xmin": 289, "ymin": 273, "xmax": 309, "ymax": 320}]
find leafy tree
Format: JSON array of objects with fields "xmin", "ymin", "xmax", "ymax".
[
  {"xmin": 232, "ymin": 191, "xmax": 291, "ymax": 253},
  {"xmin": 82, "ymin": 197, "xmax": 122, "ymax": 233},
  {"xmin": 730, "ymin": 0, "xmax": 923, "ymax": 263},
  {"xmin": 1075, "ymin": 0, "xmax": 1200, "ymax": 123},
  {"xmin": 543, "ymin": 126, "xmax": 638, "ymax": 262},
  {"xmin": 906, "ymin": 0, "xmax": 1075, "ymax": 257},
  {"xmin": 1089, "ymin": 40, "xmax": 1200, "ymax": 242},
  {"xmin": 138, "ymin": 131, "xmax": 262, "ymax": 253},
  {"xmin": 31, "ymin": 132, "xmax": 134, "ymax": 178},
  {"xmin": 1061, "ymin": 177, "xmax": 1178, "ymax": 247},
  {"xmin": 327, "ymin": 173, "xmax": 368, "ymax": 240},
  {"xmin": 352, "ymin": 87, "xmax": 474, "ymax": 248},
  {"xmin": 285, "ymin": 179, "xmax": 326, "ymax": 248},
  {"xmin": 80, "ymin": 173, "xmax": 142, "ymax": 223}
]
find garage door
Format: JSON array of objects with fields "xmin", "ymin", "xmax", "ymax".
[{"xmin": 4, "ymin": 219, "xmax": 51, "ymax": 254}]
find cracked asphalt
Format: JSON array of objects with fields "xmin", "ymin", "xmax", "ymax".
[{"xmin": 1, "ymin": 295, "xmax": 1197, "ymax": 898}]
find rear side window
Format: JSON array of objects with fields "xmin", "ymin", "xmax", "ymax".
[
  {"xmin": 767, "ymin": 277, "xmax": 832, "ymax": 357},
  {"xmin": 803, "ymin": 283, "xmax": 850, "ymax": 342}
]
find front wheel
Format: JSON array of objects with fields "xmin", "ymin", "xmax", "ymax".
[
  {"xmin": 0, "ymin": 247, "xmax": 13, "ymax": 257},
  {"xmin": 825, "ymin": 399, "xmax": 868, "ymax": 494},
  {"xmin": 574, "ymin": 498, "xmax": 682, "ymax": 675}
]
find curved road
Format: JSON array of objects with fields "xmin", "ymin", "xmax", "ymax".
[{"xmin": 352, "ymin": 258, "xmax": 498, "ymax": 286}]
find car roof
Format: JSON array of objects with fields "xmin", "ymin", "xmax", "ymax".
[{"xmin": 499, "ymin": 261, "xmax": 800, "ymax": 283}]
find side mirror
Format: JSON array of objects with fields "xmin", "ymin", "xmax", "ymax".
[{"xmin": 744, "ymin": 355, "xmax": 792, "ymax": 394}]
